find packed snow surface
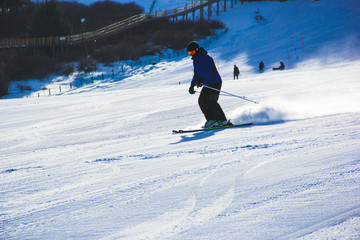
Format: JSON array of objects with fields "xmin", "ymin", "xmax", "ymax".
[{"xmin": 1, "ymin": 0, "xmax": 360, "ymax": 239}]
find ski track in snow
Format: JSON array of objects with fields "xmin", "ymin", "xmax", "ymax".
[{"xmin": 102, "ymin": 187, "xmax": 235, "ymax": 240}]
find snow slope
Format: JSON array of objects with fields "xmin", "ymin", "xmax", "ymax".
[{"xmin": 1, "ymin": 0, "xmax": 360, "ymax": 239}]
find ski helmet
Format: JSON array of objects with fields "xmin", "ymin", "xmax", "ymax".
[{"xmin": 186, "ymin": 41, "xmax": 199, "ymax": 53}]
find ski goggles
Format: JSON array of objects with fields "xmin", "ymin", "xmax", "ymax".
[{"xmin": 188, "ymin": 50, "xmax": 196, "ymax": 56}]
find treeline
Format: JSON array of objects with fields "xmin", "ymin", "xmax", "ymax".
[
  {"xmin": 0, "ymin": 0, "xmax": 143, "ymax": 39},
  {"xmin": 0, "ymin": 0, "xmax": 224, "ymax": 97}
]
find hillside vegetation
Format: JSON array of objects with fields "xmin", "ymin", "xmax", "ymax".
[{"xmin": 0, "ymin": 0, "xmax": 224, "ymax": 97}]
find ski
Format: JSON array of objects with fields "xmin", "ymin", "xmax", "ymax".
[{"xmin": 172, "ymin": 122, "xmax": 253, "ymax": 134}]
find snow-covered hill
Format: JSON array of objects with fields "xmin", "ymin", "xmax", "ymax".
[{"xmin": 1, "ymin": 0, "xmax": 360, "ymax": 239}]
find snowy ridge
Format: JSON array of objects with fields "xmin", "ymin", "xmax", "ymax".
[{"xmin": 1, "ymin": 0, "xmax": 360, "ymax": 239}]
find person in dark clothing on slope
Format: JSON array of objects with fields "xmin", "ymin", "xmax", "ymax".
[
  {"xmin": 233, "ymin": 65, "xmax": 240, "ymax": 79},
  {"xmin": 273, "ymin": 60, "xmax": 285, "ymax": 70},
  {"xmin": 259, "ymin": 61, "xmax": 265, "ymax": 71},
  {"xmin": 186, "ymin": 41, "xmax": 230, "ymax": 128}
]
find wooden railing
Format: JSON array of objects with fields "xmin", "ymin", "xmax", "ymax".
[
  {"xmin": 0, "ymin": 0, "xmax": 228, "ymax": 48},
  {"xmin": 148, "ymin": 0, "xmax": 219, "ymax": 18}
]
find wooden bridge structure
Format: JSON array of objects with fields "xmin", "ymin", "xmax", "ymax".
[{"xmin": 0, "ymin": 0, "xmax": 241, "ymax": 49}]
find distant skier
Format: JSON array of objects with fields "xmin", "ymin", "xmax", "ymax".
[
  {"xmin": 233, "ymin": 65, "xmax": 240, "ymax": 79},
  {"xmin": 259, "ymin": 61, "xmax": 265, "ymax": 71},
  {"xmin": 273, "ymin": 60, "xmax": 285, "ymax": 70},
  {"xmin": 186, "ymin": 41, "xmax": 230, "ymax": 128}
]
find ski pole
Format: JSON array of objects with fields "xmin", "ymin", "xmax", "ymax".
[{"xmin": 203, "ymin": 85, "xmax": 259, "ymax": 104}]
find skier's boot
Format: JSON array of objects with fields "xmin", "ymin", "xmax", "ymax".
[
  {"xmin": 202, "ymin": 120, "xmax": 217, "ymax": 128},
  {"xmin": 217, "ymin": 120, "xmax": 233, "ymax": 126}
]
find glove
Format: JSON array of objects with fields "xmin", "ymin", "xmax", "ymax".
[
  {"xmin": 188, "ymin": 85, "xmax": 195, "ymax": 94},
  {"xmin": 196, "ymin": 77, "xmax": 204, "ymax": 87}
]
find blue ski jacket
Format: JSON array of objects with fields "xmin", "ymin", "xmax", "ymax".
[{"xmin": 191, "ymin": 48, "xmax": 222, "ymax": 87}]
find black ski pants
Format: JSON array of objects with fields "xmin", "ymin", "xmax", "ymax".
[{"xmin": 198, "ymin": 82, "xmax": 227, "ymax": 121}]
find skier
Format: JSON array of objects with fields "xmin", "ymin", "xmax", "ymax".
[
  {"xmin": 273, "ymin": 60, "xmax": 285, "ymax": 70},
  {"xmin": 186, "ymin": 41, "xmax": 230, "ymax": 128},
  {"xmin": 259, "ymin": 61, "xmax": 265, "ymax": 71},
  {"xmin": 233, "ymin": 65, "xmax": 240, "ymax": 79}
]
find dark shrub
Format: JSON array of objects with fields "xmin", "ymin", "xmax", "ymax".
[
  {"xmin": 4, "ymin": 51, "xmax": 61, "ymax": 80},
  {"xmin": 0, "ymin": 70, "xmax": 10, "ymax": 97},
  {"xmin": 77, "ymin": 57, "xmax": 97, "ymax": 73},
  {"xmin": 61, "ymin": 63, "xmax": 75, "ymax": 75}
]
